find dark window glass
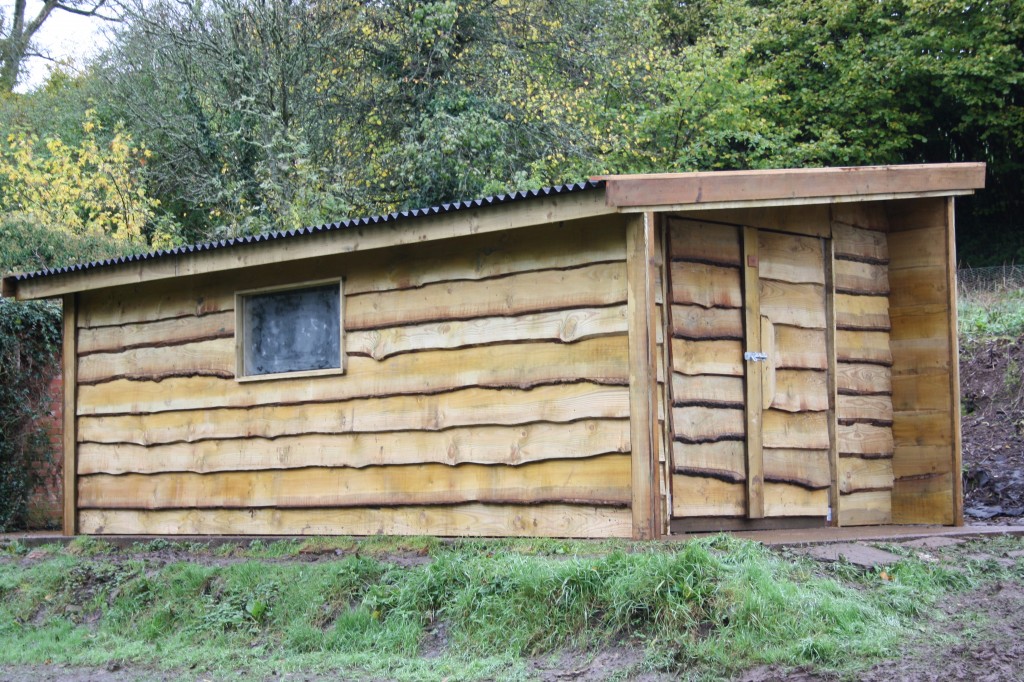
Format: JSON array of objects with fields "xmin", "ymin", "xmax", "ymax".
[{"xmin": 243, "ymin": 284, "xmax": 340, "ymax": 376}]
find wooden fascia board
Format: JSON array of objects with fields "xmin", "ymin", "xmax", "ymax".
[
  {"xmin": 598, "ymin": 163, "xmax": 986, "ymax": 210},
  {"xmin": 5, "ymin": 189, "xmax": 614, "ymax": 300}
]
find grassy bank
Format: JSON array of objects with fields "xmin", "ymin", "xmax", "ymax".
[{"xmin": 1, "ymin": 534, "xmax": 1010, "ymax": 680}]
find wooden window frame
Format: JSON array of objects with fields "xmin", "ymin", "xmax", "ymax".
[{"xmin": 235, "ymin": 278, "xmax": 345, "ymax": 382}]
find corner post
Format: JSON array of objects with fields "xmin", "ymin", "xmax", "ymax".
[
  {"xmin": 62, "ymin": 293, "xmax": 77, "ymax": 536},
  {"xmin": 946, "ymin": 198, "xmax": 964, "ymax": 526},
  {"xmin": 626, "ymin": 213, "xmax": 660, "ymax": 539}
]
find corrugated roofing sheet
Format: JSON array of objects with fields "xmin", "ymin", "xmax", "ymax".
[{"xmin": 10, "ymin": 180, "xmax": 605, "ymax": 283}]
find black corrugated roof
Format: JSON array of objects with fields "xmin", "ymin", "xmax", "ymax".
[{"xmin": 9, "ymin": 180, "xmax": 605, "ymax": 283}]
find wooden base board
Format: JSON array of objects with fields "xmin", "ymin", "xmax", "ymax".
[{"xmin": 669, "ymin": 516, "xmax": 829, "ymax": 534}]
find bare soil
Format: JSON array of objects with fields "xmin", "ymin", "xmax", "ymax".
[{"xmin": 960, "ymin": 335, "xmax": 1024, "ymax": 523}]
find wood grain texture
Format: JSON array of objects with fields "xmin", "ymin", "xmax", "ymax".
[
  {"xmin": 832, "ymin": 223, "xmax": 889, "ymax": 263},
  {"xmin": 79, "ymin": 338, "xmax": 235, "ymax": 383},
  {"xmin": 887, "ymin": 228, "xmax": 947, "ymax": 270},
  {"xmin": 763, "ymin": 449, "xmax": 831, "ymax": 489},
  {"xmin": 840, "ymin": 490, "xmax": 892, "ymax": 526},
  {"xmin": 347, "ymin": 262, "xmax": 627, "ymax": 330},
  {"xmin": 758, "ymin": 231, "xmax": 825, "ymax": 285},
  {"xmin": 78, "ymin": 337, "xmax": 629, "ymax": 416},
  {"xmin": 78, "ymin": 311, "xmax": 235, "ymax": 355},
  {"xmin": 670, "ymin": 339, "xmax": 744, "ymax": 376},
  {"xmin": 762, "ymin": 410, "xmax": 831, "ymax": 450},
  {"xmin": 838, "ymin": 423, "xmax": 895, "ymax": 456},
  {"xmin": 887, "ymin": 267, "xmax": 947, "ymax": 309},
  {"xmin": 835, "ymin": 295, "xmax": 890, "ymax": 331},
  {"xmin": 671, "ymin": 475, "xmax": 745, "ymax": 517},
  {"xmin": 763, "ymin": 483, "xmax": 828, "ymax": 517},
  {"xmin": 667, "ymin": 219, "xmax": 741, "ymax": 265},
  {"xmin": 773, "ymin": 326, "xmax": 828, "ymax": 369},
  {"xmin": 759, "ymin": 281, "xmax": 826, "ymax": 329},
  {"xmin": 78, "ymin": 504, "xmax": 635, "ymax": 537},
  {"xmin": 78, "ymin": 383, "xmax": 632, "ymax": 444},
  {"xmin": 892, "ymin": 411, "xmax": 952, "ymax": 447},
  {"xmin": 743, "ymin": 227, "xmax": 764, "ymax": 519},
  {"xmin": 831, "ymin": 202, "xmax": 890, "ymax": 232},
  {"xmin": 670, "ymin": 262, "xmax": 743, "ymax": 308},
  {"xmin": 770, "ymin": 370, "xmax": 829, "ymax": 413},
  {"xmin": 837, "ymin": 330, "xmax": 892, "ymax": 365},
  {"xmin": 834, "ymin": 260, "xmax": 889, "ymax": 295},
  {"xmin": 78, "ymin": 454, "xmax": 632, "ymax": 510},
  {"xmin": 77, "ymin": 419, "xmax": 631, "ymax": 474},
  {"xmin": 891, "ymin": 445, "xmax": 954, "ymax": 479},
  {"xmin": 673, "ymin": 205, "xmax": 831, "ymax": 238},
  {"xmin": 892, "ymin": 473, "xmax": 954, "ymax": 525},
  {"xmin": 839, "ymin": 457, "xmax": 894, "ymax": 493},
  {"xmin": 837, "ymin": 363, "xmax": 892, "ymax": 396},
  {"xmin": 889, "ymin": 338, "xmax": 951, "ymax": 374},
  {"xmin": 672, "ymin": 441, "xmax": 746, "ymax": 482},
  {"xmin": 672, "ymin": 406, "xmax": 745, "ymax": 442},
  {"xmin": 670, "ymin": 305, "xmax": 743, "ymax": 340},
  {"xmin": 837, "ymin": 395, "xmax": 894, "ymax": 424},
  {"xmin": 671, "ymin": 373, "xmax": 744, "ymax": 407},
  {"xmin": 347, "ymin": 307, "xmax": 628, "ymax": 360}
]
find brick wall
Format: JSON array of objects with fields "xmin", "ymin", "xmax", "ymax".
[{"xmin": 26, "ymin": 374, "xmax": 63, "ymax": 529}]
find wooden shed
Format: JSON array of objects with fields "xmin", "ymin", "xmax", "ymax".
[{"xmin": 2, "ymin": 163, "xmax": 985, "ymax": 539}]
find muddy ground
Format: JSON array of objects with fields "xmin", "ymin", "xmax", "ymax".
[{"xmin": 961, "ymin": 335, "xmax": 1024, "ymax": 523}]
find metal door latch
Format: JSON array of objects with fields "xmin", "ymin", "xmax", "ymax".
[{"xmin": 744, "ymin": 351, "xmax": 769, "ymax": 362}]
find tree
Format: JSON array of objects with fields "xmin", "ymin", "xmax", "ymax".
[{"xmin": 0, "ymin": 0, "xmax": 115, "ymax": 93}]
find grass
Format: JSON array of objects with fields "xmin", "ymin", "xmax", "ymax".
[
  {"xmin": 958, "ymin": 287, "xmax": 1024, "ymax": 347},
  {"xmin": 1, "ymin": 534, "xmax": 1013, "ymax": 681}
]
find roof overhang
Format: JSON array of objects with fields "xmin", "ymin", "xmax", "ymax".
[{"xmin": 2, "ymin": 163, "xmax": 985, "ymax": 301}]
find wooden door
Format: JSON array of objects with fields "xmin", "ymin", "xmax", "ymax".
[{"xmin": 742, "ymin": 228, "xmax": 833, "ymax": 520}]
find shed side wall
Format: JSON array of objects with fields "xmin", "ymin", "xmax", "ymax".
[{"xmin": 72, "ymin": 216, "xmax": 634, "ymax": 537}]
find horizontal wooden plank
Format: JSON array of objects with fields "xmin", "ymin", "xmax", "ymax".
[
  {"xmin": 675, "ymin": 205, "xmax": 831, "ymax": 238},
  {"xmin": 763, "ymin": 483, "xmax": 828, "ymax": 517},
  {"xmin": 667, "ymin": 219, "xmax": 741, "ymax": 265},
  {"xmin": 835, "ymin": 294, "xmax": 890, "ymax": 331},
  {"xmin": 763, "ymin": 449, "xmax": 831, "ymax": 489},
  {"xmin": 77, "ymin": 503, "xmax": 635, "ymax": 538},
  {"xmin": 78, "ymin": 454, "xmax": 632, "ymax": 510},
  {"xmin": 79, "ymin": 338, "xmax": 234, "ymax": 384},
  {"xmin": 759, "ymin": 281, "xmax": 825, "ymax": 329},
  {"xmin": 892, "ymin": 472, "xmax": 954, "ymax": 525},
  {"xmin": 885, "ymin": 197, "xmax": 948, "ymax": 233},
  {"xmin": 672, "ymin": 441, "xmax": 746, "ymax": 482},
  {"xmin": 78, "ymin": 311, "xmax": 235, "ymax": 355},
  {"xmin": 762, "ymin": 410, "xmax": 830, "ymax": 450},
  {"xmin": 347, "ymin": 262, "xmax": 627, "ymax": 330},
  {"xmin": 670, "ymin": 262, "xmax": 743, "ymax": 308},
  {"xmin": 348, "ymin": 307, "xmax": 627, "ymax": 360},
  {"xmin": 888, "ymin": 308, "xmax": 950, "ymax": 342},
  {"xmin": 77, "ymin": 419, "xmax": 631, "ymax": 475},
  {"xmin": 889, "ymin": 338, "xmax": 951, "ymax": 374},
  {"xmin": 832, "ymin": 223, "xmax": 889, "ymax": 263},
  {"xmin": 834, "ymin": 260, "xmax": 889, "ymax": 295},
  {"xmin": 670, "ymin": 305, "xmax": 743, "ymax": 340},
  {"xmin": 839, "ymin": 456, "xmax": 894, "ymax": 493},
  {"xmin": 891, "ymin": 445, "xmax": 954, "ymax": 479},
  {"xmin": 837, "ymin": 330, "xmax": 892, "ymax": 365},
  {"xmin": 77, "ymin": 337, "xmax": 629, "ymax": 415},
  {"xmin": 671, "ymin": 373, "xmax": 744, "ymax": 407},
  {"xmin": 774, "ymin": 326, "xmax": 828, "ymax": 370},
  {"xmin": 770, "ymin": 370, "xmax": 829, "ymax": 413},
  {"xmin": 78, "ymin": 383, "xmax": 632, "ymax": 444},
  {"xmin": 887, "ymin": 266, "xmax": 947, "ymax": 309},
  {"xmin": 887, "ymin": 227, "xmax": 947, "ymax": 270},
  {"xmin": 892, "ymin": 411, "xmax": 952, "ymax": 447},
  {"xmin": 831, "ymin": 202, "xmax": 889, "ymax": 232},
  {"xmin": 837, "ymin": 394, "xmax": 894, "ymax": 423},
  {"xmin": 840, "ymin": 490, "xmax": 892, "ymax": 526},
  {"xmin": 671, "ymin": 475, "xmax": 745, "ymax": 517},
  {"xmin": 672, "ymin": 406, "xmax": 745, "ymax": 442},
  {"xmin": 758, "ymin": 231, "xmax": 825, "ymax": 285},
  {"xmin": 670, "ymin": 339, "xmax": 744, "ymax": 376},
  {"xmin": 836, "ymin": 363, "xmax": 892, "ymax": 395},
  {"xmin": 838, "ymin": 423, "xmax": 894, "ymax": 456}
]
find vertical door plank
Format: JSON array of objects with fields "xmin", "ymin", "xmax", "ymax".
[{"xmin": 743, "ymin": 227, "xmax": 765, "ymax": 519}]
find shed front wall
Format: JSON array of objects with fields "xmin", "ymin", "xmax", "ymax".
[{"xmin": 71, "ymin": 215, "xmax": 638, "ymax": 537}]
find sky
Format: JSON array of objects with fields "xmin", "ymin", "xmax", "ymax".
[{"xmin": 2, "ymin": 0, "xmax": 110, "ymax": 92}]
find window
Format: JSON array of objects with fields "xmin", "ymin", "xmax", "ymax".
[{"xmin": 236, "ymin": 280, "xmax": 344, "ymax": 380}]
